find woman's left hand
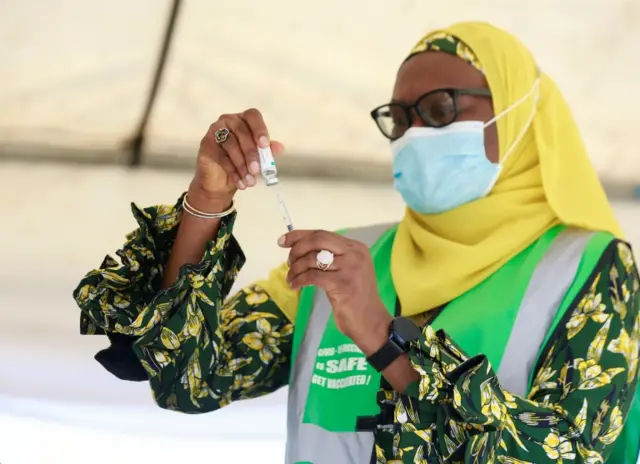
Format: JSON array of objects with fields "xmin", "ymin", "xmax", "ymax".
[{"xmin": 279, "ymin": 229, "xmax": 392, "ymax": 354}]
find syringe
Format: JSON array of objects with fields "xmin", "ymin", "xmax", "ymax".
[
  {"xmin": 276, "ymin": 192, "xmax": 294, "ymax": 231},
  {"xmin": 258, "ymin": 144, "xmax": 294, "ymax": 231}
]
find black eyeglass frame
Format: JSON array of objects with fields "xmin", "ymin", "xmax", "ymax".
[{"xmin": 370, "ymin": 88, "xmax": 492, "ymax": 141}]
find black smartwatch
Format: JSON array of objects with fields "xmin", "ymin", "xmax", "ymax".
[{"xmin": 366, "ymin": 316, "xmax": 421, "ymax": 372}]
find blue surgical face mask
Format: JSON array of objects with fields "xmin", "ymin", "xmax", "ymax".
[{"xmin": 391, "ymin": 79, "xmax": 540, "ymax": 215}]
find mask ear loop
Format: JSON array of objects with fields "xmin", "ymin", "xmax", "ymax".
[
  {"xmin": 499, "ymin": 78, "xmax": 540, "ymax": 166},
  {"xmin": 480, "ymin": 78, "xmax": 541, "ymax": 196},
  {"xmin": 484, "ymin": 77, "xmax": 540, "ymax": 128}
]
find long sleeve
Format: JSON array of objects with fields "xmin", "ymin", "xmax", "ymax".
[
  {"xmin": 377, "ymin": 240, "xmax": 640, "ymax": 463},
  {"xmin": 73, "ymin": 195, "xmax": 294, "ymax": 413}
]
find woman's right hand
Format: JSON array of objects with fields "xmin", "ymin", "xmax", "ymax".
[{"xmin": 188, "ymin": 108, "xmax": 285, "ymax": 210}]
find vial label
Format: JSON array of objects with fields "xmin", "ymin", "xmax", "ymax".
[
  {"xmin": 258, "ymin": 146, "xmax": 276, "ymax": 168},
  {"xmin": 258, "ymin": 145, "xmax": 278, "ymax": 184}
]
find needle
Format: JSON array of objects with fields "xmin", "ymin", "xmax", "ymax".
[{"xmin": 276, "ymin": 192, "xmax": 294, "ymax": 231}]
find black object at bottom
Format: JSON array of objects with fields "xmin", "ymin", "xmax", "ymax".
[
  {"xmin": 355, "ymin": 415, "xmax": 379, "ymax": 431},
  {"xmin": 94, "ymin": 333, "xmax": 147, "ymax": 381}
]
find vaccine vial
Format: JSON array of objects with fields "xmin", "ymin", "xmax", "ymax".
[{"xmin": 258, "ymin": 145, "xmax": 279, "ymax": 186}]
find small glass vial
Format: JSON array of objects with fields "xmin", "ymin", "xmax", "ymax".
[{"xmin": 258, "ymin": 146, "xmax": 279, "ymax": 186}]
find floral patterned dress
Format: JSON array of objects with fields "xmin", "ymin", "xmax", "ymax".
[{"xmin": 74, "ymin": 196, "xmax": 640, "ymax": 463}]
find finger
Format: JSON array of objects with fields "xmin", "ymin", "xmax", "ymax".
[
  {"xmin": 286, "ymin": 230, "xmax": 349, "ymax": 265},
  {"xmin": 241, "ymin": 108, "xmax": 270, "ymax": 149},
  {"xmin": 205, "ymin": 124, "xmax": 243, "ymax": 189},
  {"xmin": 289, "ymin": 268, "xmax": 332, "ymax": 291},
  {"xmin": 240, "ymin": 108, "xmax": 270, "ymax": 176},
  {"xmin": 270, "ymin": 141, "xmax": 285, "ymax": 156},
  {"xmin": 287, "ymin": 250, "xmax": 339, "ymax": 285},
  {"xmin": 278, "ymin": 229, "xmax": 316, "ymax": 248},
  {"xmin": 214, "ymin": 128, "xmax": 248, "ymax": 188},
  {"xmin": 217, "ymin": 152, "xmax": 244, "ymax": 189},
  {"xmin": 217, "ymin": 116, "xmax": 253, "ymax": 182},
  {"xmin": 227, "ymin": 117, "xmax": 260, "ymax": 186}
]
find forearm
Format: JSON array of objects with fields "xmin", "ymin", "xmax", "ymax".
[
  {"xmin": 380, "ymin": 355, "xmax": 420, "ymax": 393},
  {"xmin": 74, "ymin": 196, "xmax": 296, "ymax": 410},
  {"xmin": 391, "ymin": 320, "xmax": 637, "ymax": 463},
  {"xmin": 75, "ymin": 193, "xmax": 242, "ymax": 373},
  {"xmin": 383, "ymin": 338, "xmax": 631, "ymax": 463},
  {"xmin": 357, "ymin": 313, "xmax": 420, "ymax": 394},
  {"xmin": 162, "ymin": 186, "xmax": 232, "ymax": 288},
  {"xmin": 134, "ymin": 285, "xmax": 293, "ymax": 413}
]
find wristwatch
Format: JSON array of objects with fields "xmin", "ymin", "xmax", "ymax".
[{"xmin": 366, "ymin": 316, "xmax": 422, "ymax": 372}]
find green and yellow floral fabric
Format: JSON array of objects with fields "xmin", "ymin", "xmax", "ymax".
[
  {"xmin": 407, "ymin": 32, "xmax": 484, "ymax": 75},
  {"xmin": 74, "ymin": 195, "xmax": 640, "ymax": 463}
]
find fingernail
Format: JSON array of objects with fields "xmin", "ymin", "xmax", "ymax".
[
  {"xmin": 277, "ymin": 235, "xmax": 286, "ymax": 247},
  {"xmin": 237, "ymin": 180, "xmax": 246, "ymax": 190},
  {"xmin": 245, "ymin": 174, "xmax": 255, "ymax": 186},
  {"xmin": 258, "ymin": 136, "xmax": 269, "ymax": 148},
  {"xmin": 249, "ymin": 161, "xmax": 260, "ymax": 175}
]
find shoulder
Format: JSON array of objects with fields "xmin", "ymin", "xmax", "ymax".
[
  {"xmin": 567, "ymin": 235, "xmax": 639, "ymax": 335},
  {"xmin": 609, "ymin": 239, "xmax": 639, "ymax": 280},
  {"xmin": 558, "ymin": 227, "xmax": 636, "ymax": 279},
  {"xmin": 572, "ymin": 229, "xmax": 638, "ymax": 302},
  {"xmin": 587, "ymin": 233, "xmax": 638, "ymax": 282},
  {"xmin": 549, "ymin": 232, "xmax": 638, "ymax": 343}
]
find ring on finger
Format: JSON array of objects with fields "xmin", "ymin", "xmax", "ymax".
[
  {"xmin": 316, "ymin": 249, "xmax": 334, "ymax": 271},
  {"xmin": 214, "ymin": 128, "xmax": 231, "ymax": 144}
]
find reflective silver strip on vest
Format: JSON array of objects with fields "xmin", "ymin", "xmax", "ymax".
[
  {"xmin": 285, "ymin": 224, "xmax": 593, "ymax": 464},
  {"xmin": 497, "ymin": 228, "xmax": 594, "ymax": 396},
  {"xmin": 285, "ymin": 224, "xmax": 392, "ymax": 464}
]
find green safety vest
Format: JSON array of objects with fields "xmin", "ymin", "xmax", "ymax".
[{"xmin": 285, "ymin": 224, "xmax": 639, "ymax": 464}]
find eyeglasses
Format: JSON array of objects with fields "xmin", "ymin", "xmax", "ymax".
[{"xmin": 370, "ymin": 88, "xmax": 492, "ymax": 141}]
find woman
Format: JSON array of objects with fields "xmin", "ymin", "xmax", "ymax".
[{"xmin": 74, "ymin": 22, "xmax": 639, "ymax": 463}]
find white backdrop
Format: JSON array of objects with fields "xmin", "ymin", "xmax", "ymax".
[{"xmin": 1, "ymin": 0, "xmax": 639, "ymax": 184}]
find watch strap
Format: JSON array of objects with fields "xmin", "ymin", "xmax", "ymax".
[{"xmin": 366, "ymin": 339, "xmax": 403, "ymax": 372}]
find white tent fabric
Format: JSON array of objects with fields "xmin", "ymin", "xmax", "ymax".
[
  {"xmin": 0, "ymin": 2, "xmax": 166, "ymax": 152},
  {"xmin": 1, "ymin": 0, "xmax": 639, "ymax": 186}
]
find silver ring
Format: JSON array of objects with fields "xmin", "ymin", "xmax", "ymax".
[
  {"xmin": 316, "ymin": 250, "xmax": 334, "ymax": 271},
  {"xmin": 214, "ymin": 128, "xmax": 230, "ymax": 144}
]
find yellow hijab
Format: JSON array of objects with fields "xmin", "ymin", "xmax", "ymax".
[{"xmin": 256, "ymin": 21, "xmax": 623, "ymax": 322}]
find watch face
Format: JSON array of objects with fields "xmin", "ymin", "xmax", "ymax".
[{"xmin": 392, "ymin": 317, "xmax": 422, "ymax": 347}]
